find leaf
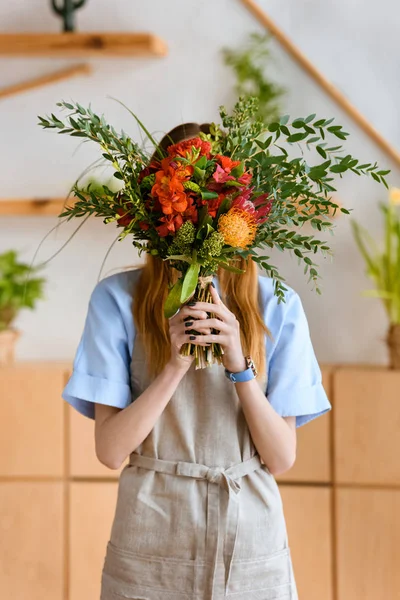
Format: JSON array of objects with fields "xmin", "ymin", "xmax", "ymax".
[
  {"xmin": 216, "ymin": 260, "xmax": 245, "ymax": 274},
  {"xmin": 291, "ymin": 119, "xmax": 305, "ymax": 129},
  {"xmin": 201, "ymin": 190, "xmax": 219, "ymax": 200},
  {"xmin": 330, "ymin": 164, "xmax": 348, "ymax": 173},
  {"xmin": 287, "ymin": 132, "xmax": 308, "ymax": 143},
  {"xmin": 304, "ymin": 113, "xmax": 316, "ymax": 123},
  {"xmin": 164, "ymin": 277, "xmax": 184, "ymax": 319},
  {"xmin": 180, "ymin": 262, "xmax": 200, "ymax": 304}
]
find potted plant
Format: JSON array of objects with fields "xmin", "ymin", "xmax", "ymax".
[
  {"xmin": 0, "ymin": 250, "xmax": 46, "ymax": 365},
  {"xmin": 351, "ymin": 187, "xmax": 400, "ymax": 369}
]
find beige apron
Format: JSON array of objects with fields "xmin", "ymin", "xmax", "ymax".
[{"xmin": 100, "ymin": 330, "xmax": 298, "ymax": 600}]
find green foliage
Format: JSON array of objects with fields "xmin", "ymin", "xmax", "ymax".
[
  {"xmin": 223, "ymin": 32, "xmax": 285, "ymax": 125},
  {"xmin": 0, "ymin": 251, "xmax": 46, "ymax": 331},
  {"xmin": 38, "ymin": 96, "xmax": 390, "ymax": 304},
  {"xmin": 215, "ymin": 97, "xmax": 390, "ymax": 300},
  {"xmin": 351, "ymin": 196, "xmax": 400, "ymax": 325}
]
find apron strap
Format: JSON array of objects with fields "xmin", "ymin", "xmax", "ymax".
[{"xmin": 128, "ymin": 452, "xmax": 264, "ymax": 598}]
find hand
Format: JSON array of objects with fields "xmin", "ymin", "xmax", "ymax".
[
  {"xmin": 167, "ymin": 301, "xmax": 213, "ymax": 372},
  {"xmin": 184, "ymin": 282, "xmax": 247, "ymax": 373}
]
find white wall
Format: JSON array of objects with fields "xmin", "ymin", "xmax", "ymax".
[{"xmin": 0, "ymin": 0, "xmax": 398, "ymax": 364}]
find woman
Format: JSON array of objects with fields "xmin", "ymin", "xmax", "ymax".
[{"xmin": 63, "ymin": 123, "xmax": 332, "ymax": 600}]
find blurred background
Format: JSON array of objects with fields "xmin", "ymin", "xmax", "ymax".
[{"xmin": 0, "ymin": 1, "xmax": 399, "ymax": 599}]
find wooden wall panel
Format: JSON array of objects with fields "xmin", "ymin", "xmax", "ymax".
[
  {"xmin": 0, "ymin": 363, "xmax": 66, "ymax": 476},
  {"xmin": 277, "ymin": 366, "xmax": 332, "ymax": 483},
  {"xmin": 69, "ymin": 404, "xmax": 125, "ymax": 478},
  {"xmin": 0, "ymin": 482, "xmax": 64, "ymax": 600},
  {"xmin": 334, "ymin": 367, "xmax": 400, "ymax": 485},
  {"xmin": 336, "ymin": 488, "xmax": 400, "ymax": 599},
  {"xmin": 280, "ymin": 485, "xmax": 333, "ymax": 600},
  {"xmin": 69, "ymin": 482, "xmax": 119, "ymax": 600}
]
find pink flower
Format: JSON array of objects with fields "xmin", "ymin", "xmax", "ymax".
[{"xmin": 213, "ymin": 164, "xmax": 236, "ymax": 184}]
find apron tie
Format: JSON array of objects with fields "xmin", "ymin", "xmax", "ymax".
[{"xmin": 129, "ymin": 452, "xmax": 263, "ymax": 598}]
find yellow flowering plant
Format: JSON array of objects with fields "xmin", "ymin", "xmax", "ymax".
[
  {"xmin": 38, "ymin": 96, "xmax": 389, "ymax": 368},
  {"xmin": 351, "ymin": 188, "xmax": 400, "ymax": 367}
]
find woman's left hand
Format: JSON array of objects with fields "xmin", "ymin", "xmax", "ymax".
[{"xmin": 185, "ymin": 283, "xmax": 247, "ymax": 373}]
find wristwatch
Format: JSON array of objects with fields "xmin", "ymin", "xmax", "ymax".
[{"xmin": 224, "ymin": 355, "xmax": 258, "ymax": 383}]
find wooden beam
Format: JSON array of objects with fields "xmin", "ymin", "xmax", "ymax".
[
  {"xmin": 0, "ymin": 198, "xmax": 76, "ymax": 216},
  {"xmin": 0, "ymin": 64, "xmax": 91, "ymax": 100},
  {"xmin": 241, "ymin": 0, "xmax": 400, "ymax": 168},
  {"xmin": 0, "ymin": 32, "xmax": 168, "ymax": 58}
]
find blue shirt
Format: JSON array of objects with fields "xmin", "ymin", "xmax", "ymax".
[{"xmin": 62, "ymin": 268, "xmax": 331, "ymax": 427}]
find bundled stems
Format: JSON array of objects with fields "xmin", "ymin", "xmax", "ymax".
[{"xmin": 181, "ymin": 282, "xmax": 224, "ymax": 369}]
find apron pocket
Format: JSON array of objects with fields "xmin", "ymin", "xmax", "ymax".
[
  {"xmin": 101, "ymin": 540, "xmax": 208, "ymax": 598},
  {"xmin": 226, "ymin": 546, "xmax": 295, "ymax": 598}
]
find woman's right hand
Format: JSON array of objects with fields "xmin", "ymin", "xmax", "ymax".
[{"xmin": 167, "ymin": 302, "xmax": 212, "ymax": 371}]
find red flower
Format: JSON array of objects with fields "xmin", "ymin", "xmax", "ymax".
[
  {"xmin": 156, "ymin": 213, "xmax": 184, "ymax": 237},
  {"xmin": 238, "ymin": 172, "xmax": 252, "ymax": 186},
  {"xmin": 167, "ymin": 137, "xmax": 212, "ymax": 159},
  {"xmin": 115, "ymin": 203, "xmax": 134, "ymax": 227},
  {"xmin": 231, "ymin": 189, "xmax": 273, "ymax": 224},
  {"xmin": 253, "ymin": 193, "xmax": 274, "ymax": 223},
  {"xmin": 138, "ymin": 160, "xmax": 161, "ymax": 184}
]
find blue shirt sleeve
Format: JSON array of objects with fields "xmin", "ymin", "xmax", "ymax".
[
  {"xmin": 62, "ymin": 273, "xmax": 134, "ymax": 420},
  {"xmin": 265, "ymin": 288, "xmax": 331, "ymax": 428}
]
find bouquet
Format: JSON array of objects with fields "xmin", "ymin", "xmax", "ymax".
[{"xmin": 38, "ymin": 96, "xmax": 390, "ymax": 368}]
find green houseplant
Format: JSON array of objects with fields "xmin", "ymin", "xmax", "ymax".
[
  {"xmin": 223, "ymin": 32, "xmax": 286, "ymax": 125},
  {"xmin": 0, "ymin": 250, "xmax": 46, "ymax": 364},
  {"xmin": 351, "ymin": 187, "xmax": 400, "ymax": 369}
]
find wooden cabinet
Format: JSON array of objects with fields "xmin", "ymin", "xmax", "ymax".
[
  {"xmin": 336, "ymin": 488, "xmax": 400, "ymax": 599},
  {"xmin": 277, "ymin": 365, "xmax": 332, "ymax": 483},
  {"xmin": 1, "ymin": 362, "xmax": 400, "ymax": 599},
  {"xmin": 280, "ymin": 486, "xmax": 333, "ymax": 600},
  {"xmin": 334, "ymin": 367, "xmax": 400, "ymax": 485},
  {"xmin": 69, "ymin": 482, "xmax": 119, "ymax": 600},
  {"xmin": 0, "ymin": 363, "xmax": 67, "ymax": 477},
  {"xmin": 0, "ymin": 482, "xmax": 64, "ymax": 600}
]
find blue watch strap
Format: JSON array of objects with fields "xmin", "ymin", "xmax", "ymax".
[{"xmin": 224, "ymin": 366, "xmax": 255, "ymax": 383}]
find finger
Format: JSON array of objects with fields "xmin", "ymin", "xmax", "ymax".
[
  {"xmin": 188, "ymin": 333, "xmax": 225, "ymax": 345},
  {"xmin": 188, "ymin": 318, "xmax": 227, "ymax": 332},
  {"xmin": 181, "ymin": 333, "xmax": 212, "ymax": 346},
  {"xmin": 209, "ymin": 283, "xmax": 224, "ymax": 307},
  {"xmin": 185, "ymin": 301, "xmax": 224, "ymax": 318},
  {"xmin": 179, "ymin": 306, "xmax": 209, "ymax": 321}
]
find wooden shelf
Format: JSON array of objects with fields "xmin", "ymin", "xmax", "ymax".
[
  {"xmin": 0, "ymin": 64, "xmax": 91, "ymax": 100},
  {"xmin": 0, "ymin": 198, "xmax": 75, "ymax": 216},
  {"xmin": 0, "ymin": 32, "xmax": 168, "ymax": 58}
]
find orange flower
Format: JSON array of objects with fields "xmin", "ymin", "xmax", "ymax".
[
  {"xmin": 175, "ymin": 164, "xmax": 194, "ymax": 181},
  {"xmin": 152, "ymin": 157, "xmax": 188, "ymax": 215},
  {"xmin": 217, "ymin": 207, "xmax": 257, "ymax": 248},
  {"xmin": 215, "ymin": 154, "xmax": 241, "ymax": 173}
]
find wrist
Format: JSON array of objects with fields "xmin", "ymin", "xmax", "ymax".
[
  {"xmin": 166, "ymin": 356, "xmax": 193, "ymax": 375},
  {"xmin": 223, "ymin": 356, "xmax": 247, "ymax": 373}
]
